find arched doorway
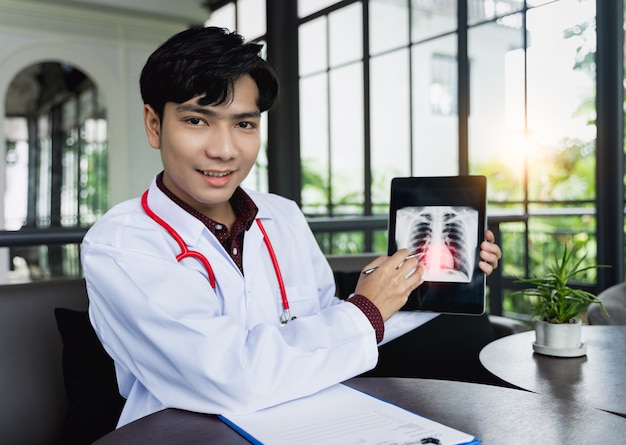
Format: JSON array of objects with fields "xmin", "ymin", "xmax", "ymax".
[{"xmin": 4, "ymin": 61, "xmax": 108, "ymax": 280}]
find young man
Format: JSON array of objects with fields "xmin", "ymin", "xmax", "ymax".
[{"xmin": 82, "ymin": 26, "xmax": 502, "ymax": 428}]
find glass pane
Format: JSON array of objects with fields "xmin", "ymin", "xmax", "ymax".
[
  {"xmin": 469, "ymin": 0, "xmax": 524, "ymax": 25},
  {"xmin": 526, "ymin": 0, "xmax": 596, "ymax": 202},
  {"xmin": 369, "ymin": 0, "xmax": 409, "ymax": 55},
  {"xmin": 300, "ymin": 73, "xmax": 329, "ymax": 215},
  {"xmin": 62, "ymin": 99, "xmax": 76, "ymax": 129},
  {"xmin": 298, "ymin": 0, "xmax": 337, "ymax": 18},
  {"xmin": 497, "ymin": 220, "xmax": 527, "ymax": 278},
  {"xmin": 330, "ymin": 63, "xmax": 363, "ymax": 215},
  {"xmin": 37, "ymin": 115, "xmax": 51, "ymax": 226},
  {"xmin": 61, "ymin": 133, "xmax": 77, "ymax": 226},
  {"xmin": 81, "ymin": 117, "xmax": 108, "ymax": 224},
  {"xmin": 329, "ymin": 2, "xmax": 362, "ymax": 67},
  {"xmin": 527, "ymin": 213, "xmax": 597, "ymax": 277},
  {"xmin": 468, "ymin": 15, "xmax": 525, "ymax": 203},
  {"xmin": 370, "ymin": 49, "xmax": 410, "ymax": 208},
  {"xmin": 411, "ymin": 1, "xmax": 456, "ymax": 43},
  {"xmin": 411, "ymin": 36, "xmax": 458, "ymax": 176},
  {"xmin": 299, "ymin": 17, "xmax": 328, "ymax": 76},
  {"xmin": 79, "ymin": 89, "xmax": 94, "ymax": 120},
  {"xmin": 237, "ymin": 0, "xmax": 266, "ymax": 40},
  {"xmin": 328, "ymin": 231, "xmax": 364, "ymax": 254},
  {"xmin": 3, "ymin": 117, "xmax": 28, "ymax": 230},
  {"xmin": 206, "ymin": 3, "xmax": 236, "ymax": 29},
  {"xmin": 430, "ymin": 54, "xmax": 457, "ymax": 115}
]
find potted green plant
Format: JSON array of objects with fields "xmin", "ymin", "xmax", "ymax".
[{"xmin": 513, "ymin": 245, "xmax": 609, "ymax": 357}]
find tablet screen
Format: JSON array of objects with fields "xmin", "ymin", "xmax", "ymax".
[{"xmin": 388, "ymin": 176, "xmax": 487, "ymax": 315}]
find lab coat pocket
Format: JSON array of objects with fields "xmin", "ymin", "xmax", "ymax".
[{"xmin": 281, "ymin": 285, "xmax": 320, "ymax": 317}]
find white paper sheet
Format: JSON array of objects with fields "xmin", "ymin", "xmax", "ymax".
[{"xmin": 220, "ymin": 383, "xmax": 479, "ymax": 445}]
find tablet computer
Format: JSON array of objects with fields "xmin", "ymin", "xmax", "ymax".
[{"xmin": 388, "ymin": 176, "xmax": 487, "ymax": 315}]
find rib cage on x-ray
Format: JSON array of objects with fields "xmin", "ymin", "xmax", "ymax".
[
  {"xmin": 410, "ymin": 209, "xmax": 469, "ymax": 279},
  {"xmin": 395, "ymin": 206, "xmax": 477, "ymax": 283}
]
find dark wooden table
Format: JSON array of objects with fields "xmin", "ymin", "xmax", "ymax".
[
  {"xmin": 480, "ymin": 325, "xmax": 626, "ymax": 416},
  {"xmin": 94, "ymin": 377, "xmax": 626, "ymax": 444}
]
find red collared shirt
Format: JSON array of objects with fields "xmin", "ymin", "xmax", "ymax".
[{"xmin": 156, "ymin": 172, "xmax": 257, "ymax": 272}]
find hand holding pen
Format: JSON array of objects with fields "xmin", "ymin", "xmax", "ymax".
[
  {"xmin": 362, "ymin": 253, "xmax": 419, "ymax": 275},
  {"xmin": 354, "ymin": 249, "xmax": 424, "ymax": 322}
]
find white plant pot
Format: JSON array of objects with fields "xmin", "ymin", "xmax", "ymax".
[{"xmin": 533, "ymin": 318, "xmax": 587, "ymax": 357}]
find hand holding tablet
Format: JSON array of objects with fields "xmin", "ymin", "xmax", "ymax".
[{"xmin": 388, "ymin": 176, "xmax": 487, "ymax": 315}]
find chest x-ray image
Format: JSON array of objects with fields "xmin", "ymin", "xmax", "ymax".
[
  {"xmin": 388, "ymin": 176, "xmax": 486, "ymax": 314},
  {"xmin": 395, "ymin": 206, "xmax": 478, "ymax": 283}
]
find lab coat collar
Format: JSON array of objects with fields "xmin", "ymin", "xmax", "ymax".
[
  {"xmin": 246, "ymin": 189, "xmax": 272, "ymax": 222},
  {"xmin": 146, "ymin": 178, "xmax": 208, "ymax": 247}
]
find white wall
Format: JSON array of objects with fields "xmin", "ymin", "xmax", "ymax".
[{"xmin": 0, "ymin": 0, "xmax": 204, "ymax": 280}]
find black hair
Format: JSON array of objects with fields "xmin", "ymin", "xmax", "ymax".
[{"xmin": 140, "ymin": 26, "xmax": 279, "ymax": 118}]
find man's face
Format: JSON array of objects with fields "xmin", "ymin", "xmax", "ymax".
[{"xmin": 143, "ymin": 75, "xmax": 261, "ymax": 222}]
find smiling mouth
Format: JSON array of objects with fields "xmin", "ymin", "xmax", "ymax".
[{"xmin": 199, "ymin": 170, "xmax": 231, "ymax": 177}]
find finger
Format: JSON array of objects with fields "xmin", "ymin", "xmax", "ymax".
[
  {"xmin": 478, "ymin": 260, "xmax": 494, "ymax": 276},
  {"xmin": 406, "ymin": 265, "xmax": 425, "ymax": 290},
  {"xmin": 397, "ymin": 256, "xmax": 419, "ymax": 276},
  {"xmin": 406, "ymin": 263, "xmax": 424, "ymax": 281},
  {"xmin": 479, "ymin": 253, "xmax": 499, "ymax": 277},
  {"xmin": 480, "ymin": 248, "xmax": 496, "ymax": 263},
  {"xmin": 393, "ymin": 248, "xmax": 419, "ymax": 269},
  {"xmin": 481, "ymin": 240, "xmax": 502, "ymax": 260},
  {"xmin": 483, "ymin": 231, "xmax": 502, "ymax": 260},
  {"xmin": 484, "ymin": 229, "xmax": 495, "ymax": 243}
]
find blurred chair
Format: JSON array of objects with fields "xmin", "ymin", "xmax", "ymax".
[{"xmin": 587, "ymin": 282, "xmax": 626, "ymax": 325}]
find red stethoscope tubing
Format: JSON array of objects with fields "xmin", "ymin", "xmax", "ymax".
[
  {"xmin": 140, "ymin": 190, "xmax": 291, "ymax": 318},
  {"xmin": 254, "ymin": 219, "xmax": 289, "ymax": 313},
  {"xmin": 141, "ymin": 191, "xmax": 216, "ymax": 288}
]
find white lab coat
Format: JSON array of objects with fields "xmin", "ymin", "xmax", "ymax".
[{"xmin": 82, "ymin": 177, "xmax": 438, "ymax": 427}]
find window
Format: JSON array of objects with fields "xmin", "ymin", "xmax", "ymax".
[
  {"xmin": 467, "ymin": 0, "xmax": 600, "ymax": 315},
  {"xmin": 430, "ymin": 54, "xmax": 458, "ymax": 116},
  {"xmin": 3, "ymin": 118, "xmax": 28, "ymax": 231},
  {"xmin": 4, "ymin": 62, "xmax": 108, "ymax": 281},
  {"xmin": 299, "ymin": 3, "xmax": 365, "ymax": 219},
  {"xmin": 207, "ymin": 0, "xmax": 624, "ymax": 316}
]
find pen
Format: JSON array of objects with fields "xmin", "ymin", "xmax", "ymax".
[{"xmin": 361, "ymin": 253, "xmax": 419, "ymax": 275}]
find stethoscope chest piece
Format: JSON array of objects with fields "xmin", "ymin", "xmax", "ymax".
[{"xmin": 279, "ymin": 309, "xmax": 296, "ymax": 326}]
